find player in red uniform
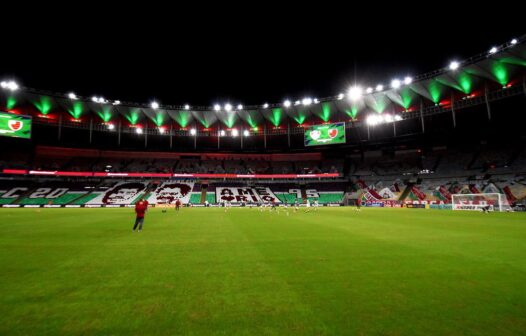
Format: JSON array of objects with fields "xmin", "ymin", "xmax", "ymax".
[
  {"xmin": 175, "ymin": 199, "xmax": 181, "ymax": 211},
  {"xmin": 133, "ymin": 198, "xmax": 149, "ymax": 232}
]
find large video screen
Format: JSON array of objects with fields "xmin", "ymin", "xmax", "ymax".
[
  {"xmin": 0, "ymin": 111, "xmax": 32, "ymax": 139},
  {"xmin": 304, "ymin": 122, "xmax": 345, "ymax": 146}
]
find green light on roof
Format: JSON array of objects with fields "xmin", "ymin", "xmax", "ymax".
[
  {"xmin": 428, "ymin": 81, "xmax": 444, "ymax": 103},
  {"xmin": 491, "ymin": 62, "xmax": 509, "ymax": 86},
  {"xmin": 128, "ymin": 112, "xmax": 139, "ymax": 125},
  {"xmin": 6, "ymin": 96, "xmax": 17, "ymax": 110},
  {"xmin": 68, "ymin": 102, "xmax": 84, "ymax": 119},
  {"xmin": 33, "ymin": 96, "xmax": 53, "ymax": 115},
  {"xmin": 174, "ymin": 111, "xmax": 191, "ymax": 128},
  {"xmin": 195, "ymin": 114, "xmax": 209, "ymax": 128},
  {"xmin": 269, "ymin": 108, "xmax": 282, "ymax": 127},
  {"xmin": 344, "ymin": 106, "xmax": 358, "ymax": 119},
  {"xmin": 294, "ymin": 115, "xmax": 306, "ymax": 125},
  {"xmin": 222, "ymin": 113, "xmax": 237, "ymax": 128},
  {"xmin": 154, "ymin": 113, "xmax": 165, "ymax": 127},
  {"xmin": 457, "ymin": 72, "xmax": 473, "ymax": 94},
  {"xmin": 371, "ymin": 96, "xmax": 388, "ymax": 113},
  {"xmin": 244, "ymin": 115, "xmax": 258, "ymax": 128},
  {"xmin": 320, "ymin": 103, "xmax": 331, "ymax": 122},
  {"xmin": 400, "ymin": 88, "xmax": 413, "ymax": 109},
  {"xmin": 97, "ymin": 106, "xmax": 114, "ymax": 123}
]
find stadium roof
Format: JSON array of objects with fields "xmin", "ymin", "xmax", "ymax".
[{"xmin": 1, "ymin": 36, "xmax": 525, "ymax": 130}]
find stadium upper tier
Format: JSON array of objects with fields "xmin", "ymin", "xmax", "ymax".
[{"xmin": 1, "ymin": 37, "xmax": 525, "ymax": 152}]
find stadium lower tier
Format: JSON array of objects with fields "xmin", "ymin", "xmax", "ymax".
[
  {"xmin": 1, "ymin": 174, "xmax": 525, "ymax": 207},
  {"xmin": 0, "ymin": 180, "xmax": 345, "ymax": 206}
]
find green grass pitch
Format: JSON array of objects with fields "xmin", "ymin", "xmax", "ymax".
[{"xmin": 1, "ymin": 207, "xmax": 525, "ymax": 335}]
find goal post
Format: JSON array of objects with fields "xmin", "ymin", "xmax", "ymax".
[{"xmin": 451, "ymin": 193, "xmax": 511, "ymax": 212}]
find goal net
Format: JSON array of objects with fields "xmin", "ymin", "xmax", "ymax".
[{"xmin": 451, "ymin": 193, "xmax": 512, "ymax": 212}]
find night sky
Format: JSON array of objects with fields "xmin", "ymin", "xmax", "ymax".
[{"xmin": 1, "ymin": 8, "xmax": 523, "ymax": 107}]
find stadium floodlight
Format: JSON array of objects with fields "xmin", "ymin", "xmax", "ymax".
[
  {"xmin": 224, "ymin": 103, "xmax": 232, "ymax": 112},
  {"xmin": 190, "ymin": 128, "xmax": 196, "ymax": 135},
  {"xmin": 404, "ymin": 76, "xmax": 412, "ymax": 85},
  {"xmin": 237, "ymin": 104, "xmax": 243, "ymax": 110},
  {"xmin": 294, "ymin": 100, "xmax": 301, "ymax": 106},
  {"xmin": 184, "ymin": 104, "xmax": 190, "ymax": 110},
  {"xmin": 220, "ymin": 130, "xmax": 226, "ymax": 136},
  {"xmin": 214, "ymin": 104, "xmax": 221, "ymax": 111},
  {"xmin": 263, "ymin": 103, "xmax": 269, "ymax": 108},
  {"xmin": 489, "ymin": 46, "xmax": 498, "ymax": 54},
  {"xmin": 68, "ymin": 92, "xmax": 78, "ymax": 100},
  {"xmin": 136, "ymin": 128, "xmax": 143, "ymax": 134},
  {"xmin": 283, "ymin": 100, "xmax": 292, "ymax": 108},
  {"xmin": 394, "ymin": 115, "xmax": 402, "ymax": 121},
  {"xmin": 510, "ymin": 38, "xmax": 518, "ymax": 45},
  {"xmin": 337, "ymin": 93, "xmax": 345, "ymax": 100},
  {"xmin": 449, "ymin": 61, "xmax": 460, "ymax": 71},
  {"xmin": 366, "ymin": 114, "xmax": 382, "ymax": 126},
  {"xmin": 113, "ymin": 100, "xmax": 121, "ymax": 105},
  {"xmin": 158, "ymin": 127, "xmax": 165, "ymax": 134},
  {"xmin": 384, "ymin": 114, "xmax": 393, "ymax": 123},
  {"xmin": 366, "ymin": 87, "xmax": 373, "ymax": 94},
  {"xmin": 302, "ymin": 97, "xmax": 312, "ymax": 106},
  {"xmin": 243, "ymin": 130, "xmax": 249, "ymax": 136},
  {"xmin": 232, "ymin": 129, "xmax": 239, "ymax": 137},
  {"xmin": 313, "ymin": 98, "xmax": 319, "ymax": 104},
  {"xmin": 0, "ymin": 80, "xmax": 19, "ymax": 91},
  {"xmin": 92, "ymin": 96, "xmax": 99, "ymax": 102},
  {"xmin": 391, "ymin": 79, "xmax": 401, "ymax": 89},
  {"xmin": 376, "ymin": 84, "xmax": 384, "ymax": 92},
  {"xmin": 107, "ymin": 124, "xmax": 115, "ymax": 130},
  {"xmin": 347, "ymin": 86, "xmax": 363, "ymax": 101},
  {"xmin": 151, "ymin": 101, "xmax": 159, "ymax": 110}
]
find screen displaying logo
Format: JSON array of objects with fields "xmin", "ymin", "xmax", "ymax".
[
  {"xmin": 0, "ymin": 112, "xmax": 31, "ymax": 139},
  {"xmin": 304, "ymin": 122, "xmax": 345, "ymax": 146}
]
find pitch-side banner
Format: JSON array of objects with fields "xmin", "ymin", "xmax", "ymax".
[
  {"xmin": 304, "ymin": 122, "xmax": 345, "ymax": 146},
  {"xmin": 2, "ymin": 169, "xmax": 340, "ymax": 179},
  {"xmin": 216, "ymin": 187, "xmax": 281, "ymax": 203},
  {"xmin": 0, "ymin": 112, "xmax": 31, "ymax": 139}
]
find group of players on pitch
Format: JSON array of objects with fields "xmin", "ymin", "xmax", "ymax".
[
  {"xmin": 132, "ymin": 198, "xmax": 322, "ymax": 232},
  {"xmin": 222, "ymin": 199, "xmax": 320, "ymax": 214}
]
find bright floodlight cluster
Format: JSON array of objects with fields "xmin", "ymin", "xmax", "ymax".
[
  {"xmin": 366, "ymin": 114, "xmax": 403, "ymax": 126},
  {"xmin": 92, "ymin": 96, "xmax": 108, "ymax": 104},
  {"xmin": 449, "ymin": 61, "xmax": 460, "ymax": 71},
  {"xmin": 347, "ymin": 86, "xmax": 363, "ymax": 101},
  {"xmin": 1, "ymin": 80, "xmax": 19, "ymax": 91}
]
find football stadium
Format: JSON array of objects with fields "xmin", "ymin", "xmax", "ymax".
[{"xmin": 1, "ymin": 29, "xmax": 526, "ymax": 335}]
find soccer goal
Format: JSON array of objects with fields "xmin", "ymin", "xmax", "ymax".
[{"xmin": 451, "ymin": 193, "xmax": 512, "ymax": 212}]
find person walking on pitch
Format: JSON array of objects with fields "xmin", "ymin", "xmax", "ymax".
[{"xmin": 133, "ymin": 198, "xmax": 149, "ymax": 232}]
